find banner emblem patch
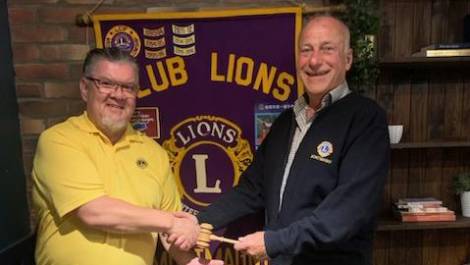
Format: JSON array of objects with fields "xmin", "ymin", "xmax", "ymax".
[
  {"xmin": 104, "ymin": 25, "xmax": 141, "ymax": 57},
  {"xmin": 163, "ymin": 116, "xmax": 253, "ymax": 213}
]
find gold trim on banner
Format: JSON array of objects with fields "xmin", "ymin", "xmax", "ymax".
[
  {"xmin": 172, "ymin": 24, "xmax": 195, "ymax": 35},
  {"xmin": 143, "ymin": 26, "xmax": 165, "ymax": 37},
  {"xmin": 144, "ymin": 37, "xmax": 166, "ymax": 48},
  {"xmin": 94, "ymin": 7, "xmax": 301, "ymax": 21},
  {"xmin": 173, "ymin": 34, "xmax": 196, "ymax": 46},
  {"xmin": 145, "ymin": 48, "xmax": 167, "ymax": 59},
  {"xmin": 93, "ymin": 19, "xmax": 104, "ymax": 48},
  {"xmin": 88, "ymin": 5, "xmax": 346, "ymax": 27},
  {"xmin": 174, "ymin": 45, "xmax": 196, "ymax": 56}
]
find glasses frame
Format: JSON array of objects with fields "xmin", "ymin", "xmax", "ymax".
[{"xmin": 85, "ymin": 76, "xmax": 138, "ymax": 98}]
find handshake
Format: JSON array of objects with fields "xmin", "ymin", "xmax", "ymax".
[{"xmin": 165, "ymin": 211, "xmax": 267, "ymax": 260}]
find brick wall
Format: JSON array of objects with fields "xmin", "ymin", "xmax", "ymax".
[{"xmin": 7, "ymin": 0, "xmax": 327, "ymax": 224}]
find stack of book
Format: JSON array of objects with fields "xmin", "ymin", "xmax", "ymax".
[
  {"xmin": 394, "ymin": 197, "xmax": 456, "ymax": 222},
  {"xmin": 412, "ymin": 42, "xmax": 470, "ymax": 57}
]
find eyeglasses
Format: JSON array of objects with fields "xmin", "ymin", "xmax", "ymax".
[{"xmin": 85, "ymin": 76, "xmax": 138, "ymax": 97}]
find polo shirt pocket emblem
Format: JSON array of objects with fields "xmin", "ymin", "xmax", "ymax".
[
  {"xmin": 310, "ymin": 141, "xmax": 333, "ymax": 164},
  {"xmin": 136, "ymin": 158, "xmax": 148, "ymax": 169}
]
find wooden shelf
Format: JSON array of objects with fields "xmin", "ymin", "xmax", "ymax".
[
  {"xmin": 391, "ymin": 141, "xmax": 470, "ymax": 149},
  {"xmin": 377, "ymin": 216, "xmax": 470, "ymax": 231},
  {"xmin": 379, "ymin": 56, "xmax": 470, "ymax": 69}
]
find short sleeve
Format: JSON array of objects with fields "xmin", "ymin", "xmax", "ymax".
[{"xmin": 33, "ymin": 130, "xmax": 106, "ymax": 218}]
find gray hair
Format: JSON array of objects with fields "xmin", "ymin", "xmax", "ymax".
[{"xmin": 82, "ymin": 47, "xmax": 139, "ymax": 78}]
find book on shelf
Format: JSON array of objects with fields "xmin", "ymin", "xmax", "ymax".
[
  {"xmin": 396, "ymin": 197, "xmax": 442, "ymax": 206},
  {"xmin": 395, "ymin": 202, "xmax": 443, "ymax": 210},
  {"xmin": 399, "ymin": 211, "xmax": 456, "ymax": 222},
  {"xmin": 394, "ymin": 197, "xmax": 456, "ymax": 222},
  {"xmin": 422, "ymin": 42, "xmax": 470, "ymax": 49},
  {"xmin": 412, "ymin": 44, "xmax": 470, "ymax": 57},
  {"xmin": 399, "ymin": 209, "xmax": 453, "ymax": 216},
  {"xmin": 398, "ymin": 206, "xmax": 449, "ymax": 213},
  {"xmin": 424, "ymin": 48, "xmax": 470, "ymax": 57}
]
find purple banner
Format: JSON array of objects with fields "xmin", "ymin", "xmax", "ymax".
[{"xmin": 94, "ymin": 7, "xmax": 301, "ymax": 264}]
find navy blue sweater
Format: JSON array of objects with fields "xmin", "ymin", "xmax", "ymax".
[{"xmin": 198, "ymin": 92, "xmax": 390, "ymax": 265}]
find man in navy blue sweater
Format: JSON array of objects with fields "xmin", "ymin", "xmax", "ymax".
[{"xmin": 190, "ymin": 14, "xmax": 389, "ymax": 265}]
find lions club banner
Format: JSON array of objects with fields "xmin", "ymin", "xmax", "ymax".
[{"xmin": 93, "ymin": 7, "xmax": 301, "ymax": 264}]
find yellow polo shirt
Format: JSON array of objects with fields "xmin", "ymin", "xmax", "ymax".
[{"xmin": 32, "ymin": 112, "xmax": 182, "ymax": 265}]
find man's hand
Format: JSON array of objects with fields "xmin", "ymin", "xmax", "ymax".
[
  {"xmin": 166, "ymin": 211, "xmax": 200, "ymax": 250},
  {"xmin": 234, "ymin": 231, "xmax": 267, "ymax": 259},
  {"xmin": 187, "ymin": 257, "xmax": 224, "ymax": 265}
]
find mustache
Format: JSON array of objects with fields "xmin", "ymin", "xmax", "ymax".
[{"xmin": 303, "ymin": 68, "xmax": 329, "ymax": 76}]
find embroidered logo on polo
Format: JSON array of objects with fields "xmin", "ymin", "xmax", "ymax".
[
  {"xmin": 136, "ymin": 158, "xmax": 148, "ymax": 169},
  {"xmin": 162, "ymin": 116, "xmax": 253, "ymax": 215},
  {"xmin": 310, "ymin": 141, "xmax": 333, "ymax": 164}
]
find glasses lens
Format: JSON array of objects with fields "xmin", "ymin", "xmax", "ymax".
[
  {"xmin": 118, "ymin": 83, "xmax": 137, "ymax": 96},
  {"xmin": 87, "ymin": 76, "xmax": 137, "ymax": 97}
]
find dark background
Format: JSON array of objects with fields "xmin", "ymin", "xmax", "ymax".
[{"xmin": 0, "ymin": 0, "xmax": 33, "ymax": 264}]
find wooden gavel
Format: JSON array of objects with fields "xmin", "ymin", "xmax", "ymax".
[{"xmin": 196, "ymin": 223, "xmax": 238, "ymax": 248}]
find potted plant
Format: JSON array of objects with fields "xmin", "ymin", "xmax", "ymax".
[
  {"xmin": 338, "ymin": 0, "xmax": 380, "ymax": 93},
  {"xmin": 453, "ymin": 172, "xmax": 470, "ymax": 217}
]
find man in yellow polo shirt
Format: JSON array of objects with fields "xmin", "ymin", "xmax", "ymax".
[{"xmin": 32, "ymin": 48, "xmax": 218, "ymax": 265}]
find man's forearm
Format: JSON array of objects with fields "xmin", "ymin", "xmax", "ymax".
[{"xmin": 74, "ymin": 195, "xmax": 174, "ymax": 233}]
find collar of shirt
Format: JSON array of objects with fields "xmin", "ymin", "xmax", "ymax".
[
  {"xmin": 73, "ymin": 111, "xmax": 143, "ymax": 146},
  {"xmin": 293, "ymin": 82, "xmax": 351, "ymax": 131}
]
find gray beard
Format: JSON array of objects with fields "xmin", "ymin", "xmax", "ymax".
[{"xmin": 101, "ymin": 116, "xmax": 128, "ymax": 135}]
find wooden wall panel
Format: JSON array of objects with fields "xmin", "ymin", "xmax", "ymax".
[
  {"xmin": 394, "ymin": 1, "xmax": 414, "ymax": 58},
  {"xmin": 377, "ymin": 72, "xmax": 395, "ymax": 121},
  {"xmin": 422, "ymin": 231, "xmax": 440, "ymax": 265},
  {"xmin": 389, "ymin": 231, "xmax": 423, "ymax": 265},
  {"xmin": 438, "ymin": 230, "xmax": 469, "ymax": 265},
  {"xmin": 392, "ymin": 72, "xmax": 411, "ymax": 136},
  {"xmin": 390, "ymin": 150, "xmax": 410, "ymax": 203},
  {"xmin": 373, "ymin": 233, "xmax": 390, "ymax": 265},
  {"xmin": 461, "ymin": 76, "xmax": 470, "ymax": 139},
  {"xmin": 443, "ymin": 73, "xmax": 464, "ymax": 140},
  {"xmin": 409, "ymin": 72, "xmax": 429, "ymax": 142},
  {"xmin": 441, "ymin": 149, "xmax": 461, "ymax": 210},
  {"xmin": 430, "ymin": 0, "xmax": 450, "ymax": 44},
  {"xmin": 423, "ymin": 149, "xmax": 443, "ymax": 198},
  {"xmin": 412, "ymin": 0, "xmax": 432, "ymax": 54},
  {"xmin": 427, "ymin": 73, "xmax": 446, "ymax": 140},
  {"xmin": 378, "ymin": 0, "xmax": 396, "ymax": 60},
  {"xmin": 374, "ymin": 1, "xmax": 470, "ymax": 264},
  {"xmin": 447, "ymin": 1, "xmax": 468, "ymax": 43}
]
